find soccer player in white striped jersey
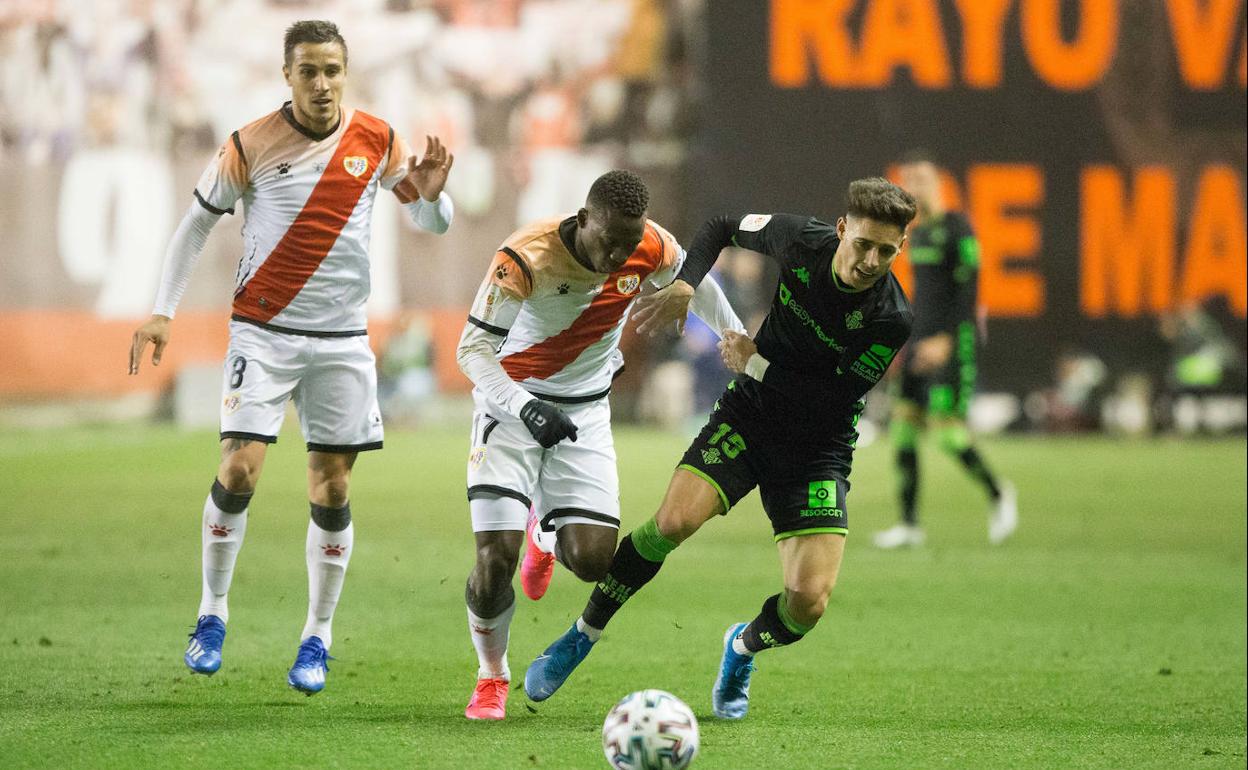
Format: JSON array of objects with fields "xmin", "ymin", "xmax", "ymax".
[
  {"xmin": 127, "ymin": 20, "xmax": 454, "ymax": 695},
  {"xmin": 455, "ymin": 170, "xmax": 746, "ymax": 719}
]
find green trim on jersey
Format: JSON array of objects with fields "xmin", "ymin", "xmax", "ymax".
[
  {"xmin": 829, "ymin": 263, "xmax": 868, "ymax": 293},
  {"xmin": 678, "ymin": 463, "xmax": 730, "ymax": 515},
  {"xmin": 774, "ymin": 527, "xmax": 848, "ymax": 541}
]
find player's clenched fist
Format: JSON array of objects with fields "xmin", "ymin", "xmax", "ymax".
[
  {"xmin": 520, "ymin": 400, "xmax": 579, "ymax": 448},
  {"xmin": 718, "ymin": 330, "xmax": 757, "ymax": 374}
]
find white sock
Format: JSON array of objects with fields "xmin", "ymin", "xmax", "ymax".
[
  {"xmin": 731, "ymin": 632, "xmax": 754, "ymax": 657},
  {"xmin": 301, "ymin": 506, "xmax": 354, "ymax": 650},
  {"xmin": 468, "ymin": 601, "xmax": 515, "ymax": 681},
  {"xmin": 576, "ymin": 616, "xmax": 602, "ymax": 642},
  {"xmin": 198, "ymin": 483, "xmax": 250, "ymax": 623}
]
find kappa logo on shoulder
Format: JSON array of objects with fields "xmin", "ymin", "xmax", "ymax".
[
  {"xmin": 616, "ymin": 274, "xmax": 641, "ymax": 295},
  {"xmin": 343, "ymin": 156, "xmax": 368, "ymax": 177}
]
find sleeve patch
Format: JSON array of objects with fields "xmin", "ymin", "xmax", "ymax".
[{"xmin": 738, "ymin": 214, "xmax": 772, "ymax": 232}]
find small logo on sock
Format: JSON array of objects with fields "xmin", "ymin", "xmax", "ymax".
[
  {"xmin": 321, "ymin": 544, "xmax": 346, "ymax": 557},
  {"xmin": 209, "ymin": 523, "xmax": 234, "ymax": 537},
  {"xmin": 471, "ymin": 625, "xmax": 494, "ymax": 636}
]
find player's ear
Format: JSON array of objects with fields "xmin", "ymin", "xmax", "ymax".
[
  {"xmin": 282, "ymin": 65, "xmax": 292, "ymax": 86},
  {"xmin": 836, "ymin": 216, "xmax": 847, "ymax": 238}
]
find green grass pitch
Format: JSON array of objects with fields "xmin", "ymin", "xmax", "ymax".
[{"xmin": 0, "ymin": 424, "xmax": 1244, "ymax": 769}]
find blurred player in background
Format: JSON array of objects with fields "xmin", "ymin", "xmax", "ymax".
[
  {"xmin": 873, "ymin": 152, "xmax": 1017, "ymax": 549},
  {"xmin": 455, "ymin": 170, "xmax": 744, "ymax": 720},
  {"xmin": 127, "ymin": 20, "xmax": 454, "ymax": 694},
  {"xmin": 525, "ymin": 178, "xmax": 916, "ymax": 720}
]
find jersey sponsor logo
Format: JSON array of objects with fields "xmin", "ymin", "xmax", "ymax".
[
  {"xmin": 739, "ymin": 213, "xmax": 772, "ymax": 232},
  {"xmin": 616, "ymin": 274, "xmax": 641, "ymax": 295},
  {"xmin": 777, "ymin": 282, "xmax": 844, "ymax": 351},
  {"xmin": 800, "ymin": 479, "xmax": 844, "ymax": 517},
  {"xmin": 343, "ymin": 156, "xmax": 369, "ymax": 177},
  {"xmin": 849, "ymin": 343, "xmax": 897, "ymax": 383},
  {"xmin": 845, "ymin": 310, "xmax": 863, "ymax": 329}
]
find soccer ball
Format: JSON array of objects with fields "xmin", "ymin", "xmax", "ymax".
[{"xmin": 601, "ymin": 689, "xmax": 699, "ymax": 770}]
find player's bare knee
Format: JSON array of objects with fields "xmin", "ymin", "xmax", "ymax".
[
  {"xmin": 217, "ymin": 458, "xmax": 258, "ymax": 493},
  {"xmin": 786, "ymin": 584, "xmax": 832, "ymax": 625},
  {"xmin": 316, "ymin": 477, "xmax": 350, "ymax": 508},
  {"xmin": 563, "ymin": 542, "xmax": 613, "ymax": 582},
  {"xmin": 473, "ymin": 540, "xmax": 519, "ymax": 591},
  {"xmin": 654, "ymin": 503, "xmax": 704, "ymax": 544}
]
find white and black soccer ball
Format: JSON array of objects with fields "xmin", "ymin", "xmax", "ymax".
[{"xmin": 602, "ymin": 689, "xmax": 699, "ymax": 770}]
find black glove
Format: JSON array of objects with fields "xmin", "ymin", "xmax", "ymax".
[{"xmin": 520, "ymin": 399, "xmax": 579, "ymax": 448}]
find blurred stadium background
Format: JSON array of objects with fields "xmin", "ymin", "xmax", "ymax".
[
  {"xmin": 0, "ymin": 1, "xmax": 1244, "ymax": 768},
  {"xmin": 2, "ymin": 0, "xmax": 1243, "ymax": 433}
]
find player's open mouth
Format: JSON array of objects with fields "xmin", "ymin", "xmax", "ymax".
[{"xmin": 854, "ymin": 266, "xmax": 876, "ymax": 280}]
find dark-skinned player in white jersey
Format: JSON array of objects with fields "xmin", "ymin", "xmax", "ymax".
[{"xmin": 524, "ymin": 177, "xmax": 918, "ymax": 720}]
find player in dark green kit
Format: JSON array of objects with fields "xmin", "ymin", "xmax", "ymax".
[
  {"xmin": 873, "ymin": 152, "xmax": 1017, "ymax": 549},
  {"xmin": 524, "ymin": 178, "xmax": 917, "ymax": 719}
]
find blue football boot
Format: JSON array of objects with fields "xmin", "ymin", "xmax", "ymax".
[
  {"xmin": 711, "ymin": 622, "xmax": 755, "ymax": 719},
  {"xmin": 524, "ymin": 623, "xmax": 596, "ymax": 701},
  {"xmin": 287, "ymin": 636, "xmax": 331, "ymax": 695},
  {"xmin": 184, "ymin": 615, "xmax": 226, "ymax": 675}
]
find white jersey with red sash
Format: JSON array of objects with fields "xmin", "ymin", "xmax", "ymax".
[
  {"xmin": 194, "ymin": 102, "xmax": 411, "ymax": 333},
  {"xmin": 467, "ymin": 216, "xmax": 684, "ymax": 402}
]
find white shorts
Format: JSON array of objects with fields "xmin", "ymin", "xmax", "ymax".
[
  {"xmin": 467, "ymin": 390, "xmax": 619, "ymax": 533},
  {"xmin": 220, "ymin": 320, "xmax": 383, "ymax": 452}
]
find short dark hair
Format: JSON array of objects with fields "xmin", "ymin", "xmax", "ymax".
[
  {"xmin": 587, "ymin": 170, "xmax": 649, "ymax": 218},
  {"xmin": 846, "ymin": 177, "xmax": 917, "ymax": 231},
  {"xmin": 284, "ymin": 20, "xmax": 348, "ymax": 67}
]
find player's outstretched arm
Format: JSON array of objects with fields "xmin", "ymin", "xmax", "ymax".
[
  {"xmin": 633, "ymin": 279, "xmax": 695, "ymax": 337},
  {"xmin": 128, "ymin": 201, "xmax": 222, "ymax": 374},
  {"xmin": 688, "ymin": 274, "xmax": 746, "ymax": 339}
]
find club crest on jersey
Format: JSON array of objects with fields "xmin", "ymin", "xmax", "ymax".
[
  {"xmin": 469, "ymin": 447, "xmax": 487, "ymax": 468},
  {"xmin": 223, "ymin": 392, "xmax": 242, "ymax": 414},
  {"xmin": 343, "ymin": 156, "xmax": 369, "ymax": 177},
  {"xmin": 616, "ymin": 274, "xmax": 641, "ymax": 295},
  {"xmin": 739, "ymin": 213, "xmax": 772, "ymax": 232}
]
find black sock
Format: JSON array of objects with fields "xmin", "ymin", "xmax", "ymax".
[
  {"xmin": 958, "ymin": 447, "xmax": 1001, "ymax": 499},
  {"xmin": 581, "ymin": 534, "xmax": 664, "ymax": 630},
  {"xmin": 897, "ymin": 447, "xmax": 919, "ymax": 525},
  {"xmin": 740, "ymin": 593, "xmax": 810, "ymax": 654}
]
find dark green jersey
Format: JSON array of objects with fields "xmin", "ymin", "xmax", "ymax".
[
  {"xmin": 906, "ymin": 211, "xmax": 979, "ymax": 340},
  {"xmin": 680, "ymin": 213, "xmax": 913, "ymax": 433}
]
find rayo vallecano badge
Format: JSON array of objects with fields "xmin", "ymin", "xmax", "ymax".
[
  {"xmin": 343, "ymin": 156, "xmax": 368, "ymax": 177},
  {"xmin": 616, "ymin": 274, "xmax": 641, "ymax": 295}
]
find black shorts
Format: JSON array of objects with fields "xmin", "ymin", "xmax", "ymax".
[
  {"xmin": 676, "ymin": 382, "xmax": 852, "ymax": 541},
  {"xmin": 897, "ymin": 325, "xmax": 978, "ymax": 418}
]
